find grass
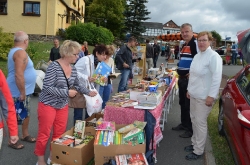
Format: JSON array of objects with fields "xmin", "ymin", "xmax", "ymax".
[{"xmin": 208, "ymin": 100, "xmax": 235, "ymax": 165}]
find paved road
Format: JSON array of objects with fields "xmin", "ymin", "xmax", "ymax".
[{"xmin": 0, "ymin": 55, "xmax": 243, "ymax": 165}]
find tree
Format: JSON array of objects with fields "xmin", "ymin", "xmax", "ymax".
[
  {"xmin": 87, "ymin": 0, "xmax": 125, "ymax": 38},
  {"xmin": 211, "ymin": 30, "xmax": 222, "ymax": 46},
  {"xmin": 84, "ymin": 0, "xmax": 94, "ymax": 18},
  {"xmin": 123, "ymin": 0, "xmax": 150, "ymax": 40}
]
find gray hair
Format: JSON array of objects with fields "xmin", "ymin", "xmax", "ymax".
[
  {"xmin": 14, "ymin": 31, "xmax": 29, "ymax": 42},
  {"xmin": 59, "ymin": 40, "xmax": 81, "ymax": 58},
  {"xmin": 180, "ymin": 23, "xmax": 193, "ymax": 31}
]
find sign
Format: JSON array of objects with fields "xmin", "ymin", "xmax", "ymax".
[{"xmin": 225, "ymin": 37, "xmax": 231, "ymax": 40}]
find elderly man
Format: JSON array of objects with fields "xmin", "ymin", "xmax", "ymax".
[
  {"xmin": 172, "ymin": 23, "xmax": 199, "ymax": 138},
  {"xmin": 7, "ymin": 31, "xmax": 37, "ymax": 149}
]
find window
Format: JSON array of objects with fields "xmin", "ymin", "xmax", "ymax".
[
  {"xmin": 22, "ymin": 1, "xmax": 40, "ymax": 16},
  {"xmin": 0, "ymin": 0, "xmax": 7, "ymax": 15}
]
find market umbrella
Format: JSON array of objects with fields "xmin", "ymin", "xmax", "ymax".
[{"xmin": 237, "ymin": 28, "xmax": 250, "ymax": 64}]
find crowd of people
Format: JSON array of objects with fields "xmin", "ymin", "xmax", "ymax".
[{"xmin": 0, "ymin": 21, "xmax": 234, "ymax": 163}]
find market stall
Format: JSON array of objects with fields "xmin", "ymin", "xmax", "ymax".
[{"xmin": 103, "ymin": 76, "xmax": 177, "ymax": 161}]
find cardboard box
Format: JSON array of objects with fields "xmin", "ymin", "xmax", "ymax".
[
  {"xmin": 51, "ymin": 127, "xmax": 95, "ymax": 165},
  {"xmin": 85, "ymin": 113, "xmax": 103, "ymax": 127},
  {"xmin": 94, "ymin": 124, "xmax": 146, "ymax": 165}
]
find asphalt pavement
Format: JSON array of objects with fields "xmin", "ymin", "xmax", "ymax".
[{"xmin": 0, "ymin": 55, "xmax": 244, "ymax": 165}]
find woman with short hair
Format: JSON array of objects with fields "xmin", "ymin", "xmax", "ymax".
[
  {"xmin": 34, "ymin": 40, "xmax": 97, "ymax": 165},
  {"xmin": 185, "ymin": 31, "xmax": 222, "ymax": 160}
]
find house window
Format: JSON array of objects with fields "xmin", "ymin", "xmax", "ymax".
[
  {"xmin": 22, "ymin": 1, "xmax": 40, "ymax": 16},
  {"xmin": 0, "ymin": 0, "xmax": 7, "ymax": 15}
]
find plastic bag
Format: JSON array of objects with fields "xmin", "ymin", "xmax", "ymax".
[
  {"xmin": 15, "ymin": 100, "xmax": 28, "ymax": 125},
  {"xmin": 84, "ymin": 88, "xmax": 103, "ymax": 116}
]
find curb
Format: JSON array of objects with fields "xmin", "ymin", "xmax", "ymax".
[{"xmin": 204, "ymin": 134, "xmax": 216, "ymax": 165}]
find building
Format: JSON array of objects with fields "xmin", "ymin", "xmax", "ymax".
[
  {"xmin": 142, "ymin": 20, "xmax": 180, "ymax": 39},
  {"xmin": 0, "ymin": 0, "xmax": 85, "ymax": 37}
]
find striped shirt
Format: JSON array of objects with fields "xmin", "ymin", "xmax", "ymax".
[
  {"xmin": 177, "ymin": 36, "xmax": 199, "ymax": 76},
  {"xmin": 39, "ymin": 61, "xmax": 90, "ymax": 109}
]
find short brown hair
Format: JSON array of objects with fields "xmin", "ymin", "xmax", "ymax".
[{"xmin": 197, "ymin": 31, "xmax": 213, "ymax": 41}]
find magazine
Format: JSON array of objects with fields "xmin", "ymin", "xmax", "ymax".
[{"xmin": 92, "ymin": 62, "xmax": 112, "ymax": 86}]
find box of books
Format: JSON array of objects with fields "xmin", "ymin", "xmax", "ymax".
[
  {"xmin": 51, "ymin": 126, "xmax": 96, "ymax": 165},
  {"xmin": 85, "ymin": 112, "xmax": 104, "ymax": 127},
  {"xmin": 94, "ymin": 124, "xmax": 146, "ymax": 165}
]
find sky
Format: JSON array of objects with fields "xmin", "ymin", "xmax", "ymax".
[{"xmin": 145, "ymin": 0, "xmax": 250, "ymax": 42}]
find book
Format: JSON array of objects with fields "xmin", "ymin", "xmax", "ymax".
[
  {"xmin": 73, "ymin": 120, "xmax": 86, "ymax": 139},
  {"xmin": 98, "ymin": 130, "xmax": 104, "ymax": 145},
  {"xmin": 123, "ymin": 128, "xmax": 143, "ymax": 142},
  {"xmin": 92, "ymin": 61, "xmax": 112, "ymax": 86},
  {"xmin": 115, "ymin": 153, "xmax": 148, "ymax": 165},
  {"xmin": 102, "ymin": 130, "xmax": 109, "ymax": 146},
  {"xmin": 108, "ymin": 73, "xmax": 121, "ymax": 79},
  {"xmin": 94, "ymin": 130, "xmax": 101, "ymax": 145}
]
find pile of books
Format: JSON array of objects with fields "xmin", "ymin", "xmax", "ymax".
[
  {"xmin": 115, "ymin": 153, "xmax": 148, "ymax": 165},
  {"xmin": 52, "ymin": 120, "xmax": 94, "ymax": 147},
  {"xmin": 94, "ymin": 121, "xmax": 146, "ymax": 147}
]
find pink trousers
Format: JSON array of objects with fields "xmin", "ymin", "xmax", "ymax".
[{"xmin": 34, "ymin": 102, "xmax": 68, "ymax": 156}]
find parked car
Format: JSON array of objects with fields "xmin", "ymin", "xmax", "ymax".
[
  {"xmin": 218, "ymin": 64, "xmax": 250, "ymax": 165},
  {"xmin": 215, "ymin": 46, "xmax": 226, "ymax": 55}
]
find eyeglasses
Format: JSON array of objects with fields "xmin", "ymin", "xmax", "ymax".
[{"xmin": 198, "ymin": 39, "xmax": 209, "ymax": 43}]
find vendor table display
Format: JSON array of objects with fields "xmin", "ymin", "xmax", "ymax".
[{"xmin": 104, "ymin": 76, "xmax": 177, "ymax": 160}]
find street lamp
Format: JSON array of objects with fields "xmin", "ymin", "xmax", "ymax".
[{"xmin": 104, "ymin": 19, "xmax": 107, "ymax": 27}]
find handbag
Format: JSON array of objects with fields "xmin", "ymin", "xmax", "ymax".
[{"xmin": 15, "ymin": 100, "xmax": 28, "ymax": 125}]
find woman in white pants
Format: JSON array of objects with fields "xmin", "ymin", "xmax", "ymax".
[{"xmin": 185, "ymin": 31, "xmax": 222, "ymax": 160}]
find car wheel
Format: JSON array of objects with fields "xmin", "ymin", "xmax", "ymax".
[{"xmin": 218, "ymin": 101, "xmax": 225, "ymax": 136}]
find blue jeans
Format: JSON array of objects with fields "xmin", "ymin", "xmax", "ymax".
[
  {"xmin": 118, "ymin": 69, "xmax": 131, "ymax": 92},
  {"xmin": 99, "ymin": 84, "xmax": 112, "ymax": 109},
  {"xmin": 232, "ymin": 52, "xmax": 237, "ymax": 65},
  {"xmin": 73, "ymin": 108, "xmax": 89, "ymax": 125}
]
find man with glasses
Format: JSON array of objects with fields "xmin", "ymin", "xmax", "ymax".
[
  {"xmin": 6, "ymin": 31, "xmax": 37, "ymax": 149},
  {"xmin": 172, "ymin": 23, "xmax": 199, "ymax": 138}
]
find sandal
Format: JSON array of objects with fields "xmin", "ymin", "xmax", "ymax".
[
  {"xmin": 21, "ymin": 135, "xmax": 36, "ymax": 143},
  {"xmin": 8, "ymin": 141, "xmax": 24, "ymax": 150}
]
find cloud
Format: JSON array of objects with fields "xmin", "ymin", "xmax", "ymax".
[{"xmin": 145, "ymin": 0, "xmax": 250, "ymax": 41}]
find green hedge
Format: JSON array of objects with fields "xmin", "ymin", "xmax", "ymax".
[
  {"xmin": 0, "ymin": 27, "xmax": 14, "ymax": 60},
  {"xmin": 65, "ymin": 23, "xmax": 114, "ymax": 45}
]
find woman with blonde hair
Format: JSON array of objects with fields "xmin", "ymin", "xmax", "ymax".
[
  {"xmin": 99, "ymin": 45, "xmax": 116, "ymax": 109},
  {"xmin": 225, "ymin": 44, "xmax": 232, "ymax": 65},
  {"xmin": 34, "ymin": 40, "xmax": 97, "ymax": 165}
]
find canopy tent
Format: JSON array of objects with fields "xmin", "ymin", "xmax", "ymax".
[
  {"xmin": 157, "ymin": 33, "xmax": 198, "ymax": 41},
  {"xmin": 237, "ymin": 28, "xmax": 250, "ymax": 64}
]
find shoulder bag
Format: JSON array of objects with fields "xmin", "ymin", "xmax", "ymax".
[{"xmin": 55, "ymin": 60, "xmax": 90, "ymax": 109}]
